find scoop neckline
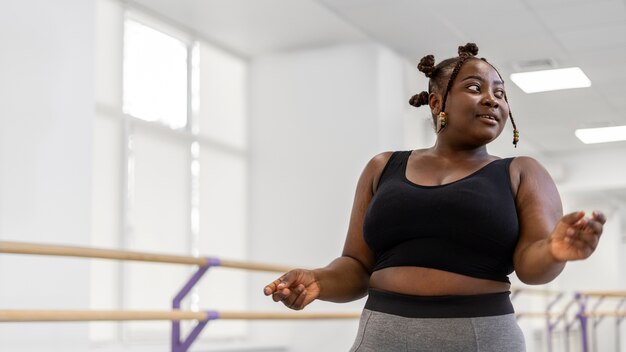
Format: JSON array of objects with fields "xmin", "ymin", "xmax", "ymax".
[{"xmin": 402, "ymin": 151, "xmax": 504, "ymax": 189}]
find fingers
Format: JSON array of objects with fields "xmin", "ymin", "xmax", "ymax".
[
  {"xmin": 563, "ymin": 211, "xmax": 605, "ymax": 252},
  {"xmin": 584, "ymin": 218, "xmax": 603, "ymax": 235},
  {"xmin": 566, "ymin": 226, "xmax": 600, "ymax": 249},
  {"xmin": 560, "ymin": 210, "xmax": 606, "ymax": 238},
  {"xmin": 551, "ymin": 209, "xmax": 608, "ymax": 262},
  {"xmin": 561, "ymin": 211, "xmax": 585, "ymax": 225},
  {"xmin": 263, "ymin": 269, "xmax": 316, "ymax": 310},
  {"xmin": 268, "ymin": 283, "xmax": 307, "ymax": 309},
  {"xmin": 263, "ymin": 276, "xmax": 286, "ymax": 296},
  {"xmin": 555, "ymin": 211, "xmax": 585, "ymax": 239},
  {"xmin": 290, "ymin": 284, "xmax": 308, "ymax": 310},
  {"xmin": 274, "ymin": 284, "xmax": 307, "ymax": 310},
  {"xmin": 592, "ymin": 210, "xmax": 606, "ymax": 225},
  {"xmin": 263, "ymin": 270, "xmax": 301, "ymax": 302},
  {"xmin": 265, "ymin": 273, "xmax": 293, "ymax": 303}
]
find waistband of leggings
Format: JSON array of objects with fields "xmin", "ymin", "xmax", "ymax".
[{"xmin": 364, "ymin": 288, "xmax": 514, "ymax": 318}]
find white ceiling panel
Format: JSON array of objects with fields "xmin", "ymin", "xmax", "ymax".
[
  {"xmin": 554, "ymin": 22, "xmax": 626, "ymax": 52},
  {"xmin": 133, "ymin": 0, "xmax": 369, "ymax": 57},
  {"xmin": 523, "ymin": 0, "xmax": 610, "ymax": 10},
  {"xmin": 424, "ymin": 4, "xmax": 543, "ymax": 41},
  {"xmin": 316, "ymin": 0, "xmax": 397, "ymax": 11},
  {"xmin": 316, "ymin": 0, "xmax": 465, "ymax": 60},
  {"xmin": 422, "ymin": 0, "xmax": 528, "ymax": 13},
  {"xmin": 472, "ymin": 34, "xmax": 568, "ymax": 71},
  {"xmin": 600, "ymin": 82, "xmax": 626, "ymax": 110},
  {"xmin": 533, "ymin": 0, "xmax": 626, "ymax": 31},
  {"xmin": 575, "ymin": 46, "xmax": 626, "ymax": 81}
]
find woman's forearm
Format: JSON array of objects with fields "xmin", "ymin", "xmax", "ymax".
[
  {"xmin": 313, "ymin": 256, "xmax": 371, "ymax": 303},
  {"xmin": 515, "ymin": 239, "xmax": 566, "ymax": 285}
]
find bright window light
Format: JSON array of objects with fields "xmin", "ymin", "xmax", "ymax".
[
  {"xmin": 510, "ymin": 67, "xmax": 591, "ymax": 94},
  {"xmin": 575, "ymin": 125, "xmax": 626, "ymax": 144},
  {"xmin": 123, "ymin": 19, "xmax": 188, "ymax": 129}
]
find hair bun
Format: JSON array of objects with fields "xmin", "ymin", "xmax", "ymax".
[
  {"xmin": 409, "ymin": 91, "xmax": 429, "ymax": 107},
  {"xmin": 417, "ymin": 55, "xmax": 436, "ymax": 78},
  {"xmin": 458, "ymin": 43, "xmax": 479, "ymax": 57}
]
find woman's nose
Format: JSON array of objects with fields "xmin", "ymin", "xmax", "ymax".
[{"xmin": 481, "ymin": 94, "xmax": 499, "ymax": 108}]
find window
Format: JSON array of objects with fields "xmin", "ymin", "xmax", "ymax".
[{"xmin": 93, "ymin": 1, "xmax": 248, "ymax": 344}]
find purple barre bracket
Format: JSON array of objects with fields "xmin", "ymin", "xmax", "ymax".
[{"xmin": 171, "ymin": 257, "xmax": 221, "ymax": 352}]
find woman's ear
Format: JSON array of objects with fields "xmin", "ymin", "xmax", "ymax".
[{"xmin": 429, "ymin": 93, "xmax": 442, "ymax": 115}]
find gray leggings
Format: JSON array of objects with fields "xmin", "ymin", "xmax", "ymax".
[
  {"xmin": 349, "ymin": 309, "xmax": 526, "ymax": 352},
  {"xmin": 350, "ymin": 289, "xmax": 526, "ymax": 351}
]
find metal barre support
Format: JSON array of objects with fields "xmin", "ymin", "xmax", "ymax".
[
  {"xmin": 546, "ymin": 292, "xmax": 565, "ymax": 352},
  {"xmin": 172, "ymin": 259, "xmax": 216, "ymax": 352},
  {"xmin": 576, "ymin": 292, "xmax": 590, "ymax": 352},
  {"xmin": 617, "ymin": 298, "xmax": 626, "ymax": 352}
]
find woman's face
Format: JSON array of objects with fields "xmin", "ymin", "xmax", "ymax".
[{"xmin": 440, "ymin": 59, "xmax": 510, "ymax": 146}]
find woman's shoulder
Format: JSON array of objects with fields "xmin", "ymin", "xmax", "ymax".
[
  {"xmin": 370, "ymin": 151, "xmax": 395, "ymax": 163},
  {"xmin": 362, "ymin": 151, "xmax": 407, "ymax": 192},
  {"xmin": 365, "ymin": 151, "xmax": 396, "ymax": 174},
  {"xmin": 367, "ymin": 150, "xmax": 412, "ymax": 167},
  {"xmin": 509, "ymin": 155, "xmax": 546, "ymax": 172},
  {"xmin": 507, "ymin": 156, "xmax": 554, "ymax": 187}
]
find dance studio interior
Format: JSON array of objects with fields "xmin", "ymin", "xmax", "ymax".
[{"xmin": 1, "ymin": 0, "xmax": 625, "ymax": 351}]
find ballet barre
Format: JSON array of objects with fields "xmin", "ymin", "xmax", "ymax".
[
  {"xmin": 511, "ymin": 287, "xmax": 562, "ymax": 298},
  {"xmin": 576, "ymin": 291, "xmax": 626, "ymax": 352},
  {"xmin": 3, "ymin": 241, "xmax": 625, "ymax": 352},
  {"xmin": 0, "ymin": 309, "xmax": 360, "ymax": 322},
  {"xmin": 0, "ymin": 240, "xmax": 358, "ymax": 352},
  {"xmin": 0, "ymin": 240, "xmax": 292, "ymax": 272},
  {"xmin": 512, "ymin": 287, "xmax": 569, "ymax": 352}
]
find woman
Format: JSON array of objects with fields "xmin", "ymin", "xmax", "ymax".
[{"xmin": 263, "ymin": 43, "xmax": 606, "ymax": 351}]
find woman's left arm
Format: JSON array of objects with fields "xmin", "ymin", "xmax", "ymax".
[{"xmin": 511, "ymin": 157, "xmax": 607, "ymax": 285}]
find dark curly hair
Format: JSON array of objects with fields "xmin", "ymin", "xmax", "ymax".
[{"xmin": 409, "ymin": 43, "xmax": 519, "ymax": 147}]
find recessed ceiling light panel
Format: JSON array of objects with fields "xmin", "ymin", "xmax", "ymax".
[
  {"xmin": 510, "ymin": 67, "xmax": 591, "ymax": 94},
  {"xmin": 575, "ymin": 125, "xmax": 626, "ymax": 144}
]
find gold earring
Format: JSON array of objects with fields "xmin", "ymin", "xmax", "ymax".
[{"xmin": 437, "ymin": 112, "xmax": 447, "ymax": 133}]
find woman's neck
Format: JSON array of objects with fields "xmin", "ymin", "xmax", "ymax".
[{"xmin": 429, "ymin": 141, "xmax": 490, "ymax": 161}]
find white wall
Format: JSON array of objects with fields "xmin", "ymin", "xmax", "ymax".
[
  {"xmin": 247, "ymin": 43, "xmax": 423, "ymax": 351},
  {"xmin": 0, "ymin": 0, "xmax": 95, "ymax": 351}
]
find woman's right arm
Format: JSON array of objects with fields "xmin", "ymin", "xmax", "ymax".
[{"xmin": 263, "ymin": 152, "xmax": 392, "ymax": 309}]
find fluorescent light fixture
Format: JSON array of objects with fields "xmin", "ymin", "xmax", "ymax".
[
  {"xmin": 510, "ymin": 67, "xmax": 591, "ymax": 93},
  {"xmin": 575, "ymin": 125, "xmax": 626, "ymax": 144}
]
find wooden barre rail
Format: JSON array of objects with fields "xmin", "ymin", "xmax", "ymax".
[
  {"xmin": 511, "ymin": 287, "xmax": 562, "ymax": 296},
  {"xmin": 583, "ymin": 311, "xmax": 626, "ymax": 318},
  {"xmin": 0, "ymin": 241, "xmax": 292, "ymax": 273},
  {"xmin": 0, "ymin": 310, "xmax": 361, "ymax": 322},
  {"xmin": 9, "ymin": 309, "xmax": 623, "ymax": 322},
  {"xmin": 515, "ymin": 312, "xmax": 566, "ymax": 319},
  {"xmin": 578, "ymin": 290, "xmax": 626, "ymax": 298}
]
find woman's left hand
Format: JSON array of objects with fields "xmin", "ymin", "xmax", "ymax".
[{"xmin": 549, "ymin": 211, "xmax": 607, "ymax": 262}]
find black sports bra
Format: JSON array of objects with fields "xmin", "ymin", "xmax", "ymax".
[{"xmin": 363, "ymin": 151, "xmax": 520, "ymax": 283}]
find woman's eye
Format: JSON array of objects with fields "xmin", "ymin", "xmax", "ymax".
[
  {"xmin": 467, "ymin": 84, "xmax": 480, "ymax": 92},
  {"xmin": 494, "ymin": 90, "xmax": 505, "ymax": 99}
]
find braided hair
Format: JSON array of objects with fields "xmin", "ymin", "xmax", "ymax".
[{"xmin": 409, "ymin": 43, "xmax": 519, "ymax": 147}]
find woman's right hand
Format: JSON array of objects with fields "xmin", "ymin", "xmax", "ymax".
[{"xmin": 263, "ymin": 269, "xmax": 320, "ymax": 310}]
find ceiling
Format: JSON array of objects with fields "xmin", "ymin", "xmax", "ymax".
[{"xmin": 131, "ymin": 0, "xmax": 626, "ymax": 156}]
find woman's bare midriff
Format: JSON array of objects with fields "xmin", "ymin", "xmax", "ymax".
[{"xmin": 369, "ymin": 266, "xmax": 511, "ymax": 296}]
